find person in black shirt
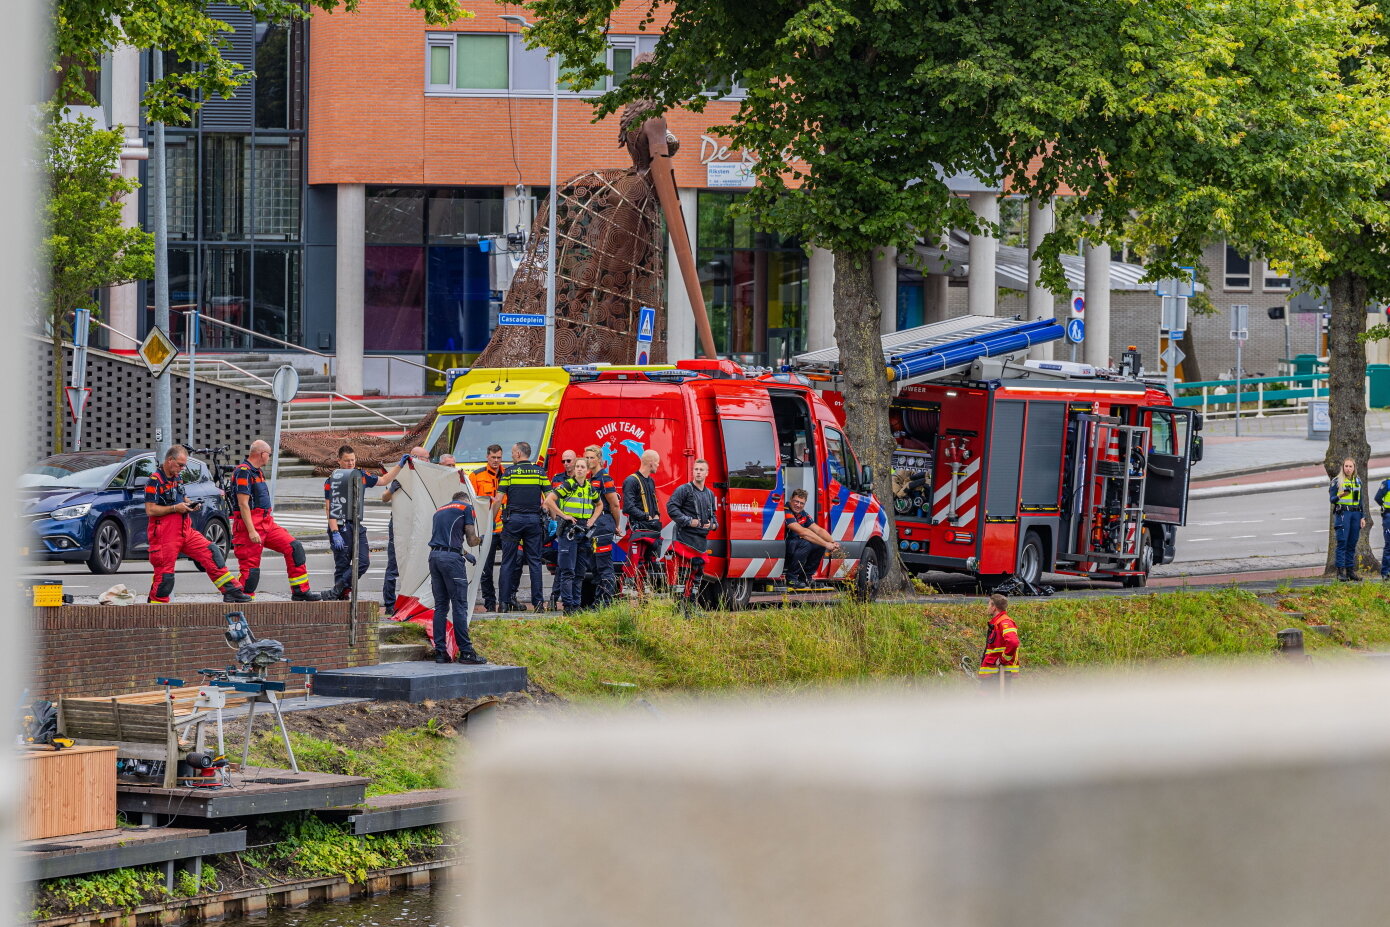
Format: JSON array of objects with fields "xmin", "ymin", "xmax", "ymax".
[
  {"xmin": 666, "ymin": 458, "xmax": 717, "ymax": 600},
  {"xmin": 783, "ymin": 488, "xmax": 841, "ymax": 587},
  {"xmin": 428, "ymin": 491, "xmax": 484, "ymax": 664},
  {"xmin": 621, "ymin": 449, "xmax": 663, "ymax": 595},
  {"xmin": 497, "ymin": 441, "xmax": 550, "ymax": 611}
]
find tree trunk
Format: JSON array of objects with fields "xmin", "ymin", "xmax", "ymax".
[
  {"xmin": 831, "ymin": 248, "xmax": 906, "ymax": 593},
  {"xmin": 1177, "ymin": 328, "xmax": 1202, "ymax": 382},
  {"xmin": 1323, "ymin": 271, "xmax": 1374, "ymax": 575},
  {"xmin": 51, "ymin": 331, "xmax": 65, "ymax": 455}
]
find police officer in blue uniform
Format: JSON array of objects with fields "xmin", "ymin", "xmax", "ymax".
[
  {"xmin": 429, "ymin": 491, "xmax": 485, "ymax": 664},
  {"xmin": 497, "ymin": 441, "xmax": 550, "ymax": 612},
  {"xmin": 1376, "ymin": 474, "xmax": 1390, "ymax": 581},
  {"xmin": 1329, "ymin": 457, "xmax": 1367, "ymax": 581}
]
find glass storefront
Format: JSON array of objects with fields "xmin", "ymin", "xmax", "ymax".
[
  {"xmin": 142, "ymin": 21, "xmax": 307, "ymax": 351},
  {"xmin": 696, "ymin": 191, "xmax": 807, "ymax": 367},
  {"xmin": 363, "ymin": 186, "xmax": 502, "ymax": 364}
]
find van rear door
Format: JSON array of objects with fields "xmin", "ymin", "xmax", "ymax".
[{"xmin": 714, "ymin": 394, "xmax": 786, "ymax": 579}]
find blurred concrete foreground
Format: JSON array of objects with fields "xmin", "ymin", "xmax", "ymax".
[{"xmin": 469, "ymin": 668, "xmax": 1390, "ymax": 927}]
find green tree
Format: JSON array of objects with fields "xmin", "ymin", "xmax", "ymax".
[
  {"xmin": 527, "ymin": 0, "xmax": 1384, "ymax": 588},
  {"xmin": 55, "ymin": 0, "xmax": 466, "ymax": 124},
  {"xmin": 41, "ymin": 111, "xmax": 155, "ymax": 453}
]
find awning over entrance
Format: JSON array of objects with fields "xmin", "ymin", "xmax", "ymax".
[
  {"xmin": 908, "ymin": 230, "xmax": 1152, "ymax": 291},
  {"xmin": 794, "ymin": 315, "xmax": 1064, "ymax": 386}
]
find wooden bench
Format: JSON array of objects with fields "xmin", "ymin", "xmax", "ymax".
[{"xmin": 57, "ymin": 695, "xmax": 196, "ymax": 789}]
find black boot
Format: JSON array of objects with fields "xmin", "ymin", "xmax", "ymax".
[
  {"xmin": 434, "ymin": 650, "xmax": 452, "ymax": 664},
  {"xmin": 292, "ymin": 589, "xmax": 323, "ymax": 602},
  {"xmin": 456, "ymin": 650, "xmax": 487, "ymax": 665},
  {"xmin": 1337, "ymin": 569, "xmax": 1350, "ymax": 582},
  {"xmin": 1349, "ymin": 570, "xmax": 1363, "ymax": 582},
  {"xmin": 223, "ymin": 586, "xmax": 253, "ymax": 603}
]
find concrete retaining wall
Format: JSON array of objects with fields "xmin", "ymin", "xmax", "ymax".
[{"xmin": 32, "ymin": 602, "xmax": 377, "ymax": 699}]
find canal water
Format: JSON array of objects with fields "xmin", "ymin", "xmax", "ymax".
[{"xmin": 221, "ymin": 885, "xmax": 460, "ymax": 927}]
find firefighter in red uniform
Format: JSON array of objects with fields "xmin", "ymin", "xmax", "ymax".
[
  {"xmin": 977, "ymin": 593, "xmax": 1020, "ymax": 688},
  {"xmin": 231, "ymin": 439, "xmax": 322, "ymax": 601},
  {"xmin": 145, "ymin": 445, "xmax": 252, "ymax": 604}
]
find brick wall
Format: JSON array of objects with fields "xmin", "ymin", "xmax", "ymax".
[
  {"xmin": 306, "ymin": 3, "xmax": 750, "ymax": 188},
  {"xmin": 31, "ymin": 602, "xmax": 378, "ymax": 700},
  {"xmin": 31, "ymin": 341, "xmax": 278, "ymax": 461}
]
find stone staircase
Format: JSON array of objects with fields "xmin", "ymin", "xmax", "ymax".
[
  {"xmin": 378, "ymin": 619, "xmax": 432, "ymax": 663},
  {"xmin": 173, "ymin": 353, "xmax": 443, "ymax": 478}
]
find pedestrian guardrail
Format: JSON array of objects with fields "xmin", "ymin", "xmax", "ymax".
[{"xmin": 1171, "ymin": 372, "xmax": 1360, "ymax": 417}]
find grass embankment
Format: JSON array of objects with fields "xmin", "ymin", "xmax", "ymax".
[{"xmin": 466, "ymin": 581, "xmax": 1390, "ymax": 698}]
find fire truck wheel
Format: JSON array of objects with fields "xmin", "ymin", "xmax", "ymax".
[
  {"xmin": 720, "ymin": 578, "xmax": 752, "ymax": 610},
  {"xmin": 1122, "ymin": 532, "xmax": 1154, "ymax": 588},
  {"xmin": 1016, "ymin": 531, "xmax": 1045, "ymax": 587}
]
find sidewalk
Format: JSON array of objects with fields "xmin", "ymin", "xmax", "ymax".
[{"xmin": 1193, "ymin": 409, "xmax": 1390, "ymax": 481}]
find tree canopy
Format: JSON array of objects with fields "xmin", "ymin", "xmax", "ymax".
[{"xmin": 55, "ymin": 0, "xmax": 467, "ymax": 124}]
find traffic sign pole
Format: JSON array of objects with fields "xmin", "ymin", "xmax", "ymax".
[
  {"xmin": 71, "ymin": 307, "xmax": 90, "ymax": 451},
  {"xmin": 1231, "ymin": 305, "xmax": 1250, "ymax": 437},
  {"xmin": 269, "ymin": 365, "xmax": 301, "ymax": 504},
  {"xmin": 186, "ymin": 307, "xmax": 199, "ymax": 450}
]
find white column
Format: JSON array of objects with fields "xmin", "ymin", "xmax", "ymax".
[
  {"xmin": 872, "ymin": 246, "xmax": 898, "ymax": 335},
  {"xmin": 1027, "ymin": 198, "xmax": 1056, "ymax": 360},
  {"xmin": 335, "ymin": 183, "xmax": 365, "ymax": 396},
  {"xmin": 665, "ymin": 188, "xmax": 698, "ymax": 361},
  {"xmin": 1084, "ymin": 237, "xmax": 1112, "ymax": 369},
  {"xmin": 924, "ymin": 274, "xmax": 951, "ymax": 324},
  {"xmin": 806, "ymin": 247, "xmax": 836, "ymax": 351},
  {"xmin": 967, "ymin": 192, "xmax": 999, "ymax": 316},
  {"xmin": 107, "ymin": 44, "xmax": 143, "ymax": 346}
]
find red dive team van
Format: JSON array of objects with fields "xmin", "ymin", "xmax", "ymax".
[{"xmin": 424, "ymin": 360, "xmax": 889, "ymax": 607}]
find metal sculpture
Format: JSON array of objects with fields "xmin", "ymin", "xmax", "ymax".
[{"xmin": 476, "ymin": 58, "xmax": 717, "ymax": 368}]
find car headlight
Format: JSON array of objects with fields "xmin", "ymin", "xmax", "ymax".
[{"xmin": 50, "ymin": 504, "xmax": 92, "ymax": 521}]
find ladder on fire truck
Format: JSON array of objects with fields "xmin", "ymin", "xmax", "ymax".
[{"xmin": 793, "ymin": 316, "xmax": 1065, "ymax": 385}]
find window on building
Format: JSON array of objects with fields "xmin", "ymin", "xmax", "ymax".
[
  {"xmin": 427, "ymin": 34, "xmax": 508, "ymax": 91},
  {"xmin": 166, "ymin": 137, "xmax": 197, "ymax": 240},
  {"xmin": 204, "ymin": 247, "xmax": 251, "ymax": 348},
  {"xmin": 252, "ymin": 249, "xmax": 301, "ymax": 345},
  {"xmin": 255, "ymin": 21, "xmax": 303, "ymax": 130},
  {"xmin": 1224, "ymin": 245, "xmax": 1251, "ymax": 290},
  {"xmin": 429, "ymin": 34, "xmax": 655, "ymax": 94},
  {"xmin": 428, "ymin": 189, "xmax": 504, "ymax": 243},
  {"xmin": 252, "ymin": 137, "xmax": 301, "ymax": 240},
  {"xmin": 1263, "ymin": 262, "xmax": 1291, "ymax": 291},
  {"xmin": 366, "ymin": 188, "xmax": 426, "ymax": 244},
  {"xmin": 202, "ymin": 135, "xmax": 248, "ymax": 241}
]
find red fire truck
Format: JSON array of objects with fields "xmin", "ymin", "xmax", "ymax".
[
  {"xmin": 425, "ymin": 359, "xmax": 889, "ymax": 607},
  {"xmin": 796, "ymin": 317, "xmax": 1203, "ymax": 588}
]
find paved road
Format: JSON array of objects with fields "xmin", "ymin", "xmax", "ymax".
[{"xmin": 24, "ymin": 484, "xmax": 1383, "ymax": 602}]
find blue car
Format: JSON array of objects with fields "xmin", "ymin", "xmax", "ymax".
[{"xmin": 21, "ymin": 449, "xmax": 233, "ymax": 574}]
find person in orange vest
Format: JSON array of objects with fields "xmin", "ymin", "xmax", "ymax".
[
  {"xmin": 977, "ymin": 593, "xmax": 1020, "ymax": 687},
  {"xmin": 468, "ymin": 443, "xmax": 506, "ymax": 612}
]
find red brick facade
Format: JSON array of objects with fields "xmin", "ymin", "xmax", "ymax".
[
  {"xmin": 32, "ymin": 603, "xmax": 379, "ymax": 700},
  {"xmin": 306, "ymin": 1, "xmax": 745, "ymax": 188}
]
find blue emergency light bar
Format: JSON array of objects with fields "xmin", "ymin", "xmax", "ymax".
[{"xmin": 884, "ymin": 318, "xmax": 1065, "ymax": 383}]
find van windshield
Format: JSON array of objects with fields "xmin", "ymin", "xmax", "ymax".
[{"xmin": 434, "ymin": 412, "xmax": 549, "ymax": 464}]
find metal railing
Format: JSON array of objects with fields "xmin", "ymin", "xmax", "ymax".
[
  {"xmin": 75, "ymin": 322, "xmax": 412, "ymax": 432},
  {"xmin": 1171, "ymin": 373, "xmax": 1360, "ymax": 418}
]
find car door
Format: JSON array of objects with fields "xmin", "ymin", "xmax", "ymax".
[
  {"xmin": 714, "ymin": 394, "xmax": 785, "ymax": 579},
  {"xmin": 120, "ymin": 456, "xmax": 157, "ymax": 553},
  {"xmin": 1143, "ymin": 407, "xmax": 1196, "ymax": 525}
]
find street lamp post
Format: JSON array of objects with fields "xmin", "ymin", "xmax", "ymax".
[{"xmin": 501, "ymin": 14, "xmax": 558, "ymax": 366}]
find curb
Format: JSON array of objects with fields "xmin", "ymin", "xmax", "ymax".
[{"xmin": 1190, "ymin": 466, "xmax": 1390, "ymax": 500}]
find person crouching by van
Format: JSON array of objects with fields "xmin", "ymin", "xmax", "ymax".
[
  {"xmin": 784, "ymin": 488, "xmax": 841, "ymax": 588},
  {"xmin": 547, "ymin": 457, "xmax": 602, "ymax": 611},
  {"xmin": 666, "ymin": 459, "xmax": 717, "ymax": 601}
]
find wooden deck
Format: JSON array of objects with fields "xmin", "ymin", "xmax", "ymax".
[
  {"xmin": 321, "ymin": 788, "xmax": 464, "ymax": 835},
  {"xmin": 117, "ymin": 768, "xmax": 369, "ymax": 819},
  {"xmin": 19, "ymin": 826, "xmax": 246, "ymax": 880}
]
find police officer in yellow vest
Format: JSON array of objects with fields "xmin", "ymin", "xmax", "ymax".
[
  {"xmin": 546, "ymin": 457, "xmax": 602, "ymax": 611},
  {"xmin": 1330, "ymin": 457, "xmax": 1368, "ymax": 581}
]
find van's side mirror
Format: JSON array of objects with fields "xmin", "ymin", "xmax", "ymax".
[
  {"xmin": 1191, "ymin": 435, "xmax": 1204, "ymax": 464},
  {"xmin": 860, "ymin": 465, "xmax": 874, "ymax": 492},
  {"xmin": 1192, "ymin": 413, "xmax": 1204, "ymax": 431}
]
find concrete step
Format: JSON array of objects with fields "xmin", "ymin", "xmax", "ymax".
[{"xmin": 379, "ymin": 642, "xmax": 432, "ymax": 664}]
